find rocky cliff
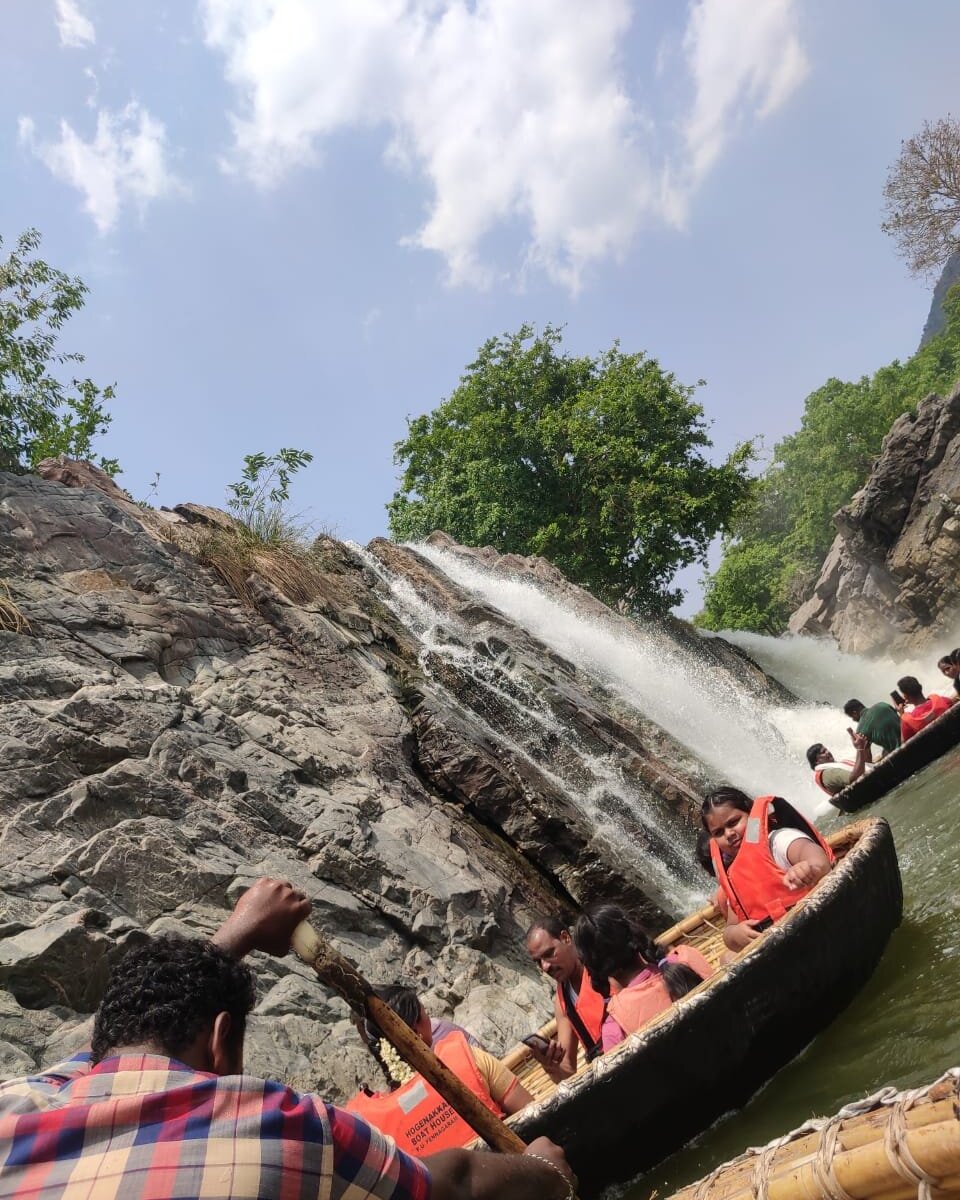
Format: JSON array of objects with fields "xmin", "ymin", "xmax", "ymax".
[
  {"xmin": 919, "ymin": 251, "xmax": 960, "ymax": 348},
  {"xmin": 0, "ymin": 463, "xmax": 784, "ymax": 1096},
  {"xmin": 789, "ymin": 382, "xmax": 960, "ymax": 655}
]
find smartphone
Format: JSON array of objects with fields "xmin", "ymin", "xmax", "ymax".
[
  {"xmin": 891, "ymin": 690, "xmax": 904, "ymax": 706},
  {"xmin": 751, "ymin": 916, "xmax": 774, "ymax": 932},
  {"xmin": 522, "ymin": 1033, "xmax": 550, "ymax": 1053}
]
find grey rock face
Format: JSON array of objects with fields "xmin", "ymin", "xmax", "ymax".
[
  {"xmin": 1, "ymin": 466, "xmax": 750, "ymax": 1097},
  {"xmin": 789, "ymin": 383, "xmax": 960, "ymax": 655},
  {"xmin": 919, "ymin": 251, "xmax": 960, "ymax": 348}
]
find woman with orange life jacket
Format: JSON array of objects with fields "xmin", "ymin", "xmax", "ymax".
[
  {"xmin": 525, "ymin": 915, "xmax": 607, "ymax": 1080},
  {"xmin": 345, "ymin": 986, "xmax": 533, "ymax": 1156},
  {"xmin": 701, "ymin": 787, "xmax": 834, "ymax": 953},
  {"xmin": 572, "ymin": 903, "xmax": 712, "ymax": 1051}
]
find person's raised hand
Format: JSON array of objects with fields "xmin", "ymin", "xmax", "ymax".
[
  {"xmin": 212, "ymin": 878, "xmax": 311, "ymax": 959},
  {"xmin": 851, "ymin": 732, "xmax": 870, "ymax": 753}
]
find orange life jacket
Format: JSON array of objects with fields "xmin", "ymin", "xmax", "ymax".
[
  {"xmin": 344, "ymin": 1032, "xmax": 503, "ymax": 1155},
  {"xmin": 710, "ymin": 795, "xmax": 835, "ymax": 923},
  {"xmin": 556, "ymin": 969, "xmax": 606, "ymax": 1060}
]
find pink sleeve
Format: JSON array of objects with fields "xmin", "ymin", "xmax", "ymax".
[{"xmin": 601, "ymin": 1012, "xmax": 627, "ymax": 1053}]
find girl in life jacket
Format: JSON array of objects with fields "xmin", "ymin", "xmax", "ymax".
[
  {"xmin": 701, "ymin": 787, "xmax": 834, "ymax": 953},
  {"xmin": 572, "ymin": 904, "xmax": 713, "ymax": 1051}
]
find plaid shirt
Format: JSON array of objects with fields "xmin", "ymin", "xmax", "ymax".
[{"xmin": 0, "ymin": 1052, "xmax": 432, "ymax": 1200}]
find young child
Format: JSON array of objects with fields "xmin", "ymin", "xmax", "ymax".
[
  {"xmin": 701, "ymin": 787, "xmax": 834, "ymax": 953},
  {"xmin": 572, "ymin": 903, "xmax": 712, "ymax": 1051}
]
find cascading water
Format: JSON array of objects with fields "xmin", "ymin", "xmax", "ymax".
[
  {"xmin": 352, "ymin": 545, "xmax": 706, "ymax": 914},
  {"xmin": 412, "ymin": 543, "xmax": 829, "ymax": 810},
  {"xmin": 716, "ymin": 629, "xmax": 944, "ymax": 707}
]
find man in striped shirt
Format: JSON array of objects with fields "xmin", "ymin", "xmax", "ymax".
[{"xmin": 0, "ymin": 879, "xmax": 574, "ymax": 1200}]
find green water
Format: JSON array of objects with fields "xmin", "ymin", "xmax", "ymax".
[{"xmin": 624, "ymin": 745, "xmax": 960, "ymax": 1199}]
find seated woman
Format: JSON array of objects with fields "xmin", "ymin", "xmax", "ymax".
[
  {"xmin": 701, "ymin": 787, "xmax": 834, "ymax": 953},
  {"xmin": 572, "ymin": 904, "xmax": 713, "ymax": 1052}
]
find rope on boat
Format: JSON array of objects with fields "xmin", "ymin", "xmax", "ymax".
[{"xmin": 686, "ymin": 1068, "xmax": 960, "ymax": 1200}]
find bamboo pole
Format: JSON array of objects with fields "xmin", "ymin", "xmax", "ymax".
[{"xmin": 290, "ymin": 921, "xmax": 526, "ymax": 1155}]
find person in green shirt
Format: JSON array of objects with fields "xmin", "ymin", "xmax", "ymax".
[{"xmin": 842, "ymin": 698, "xmax": 901, "ymax": 755}]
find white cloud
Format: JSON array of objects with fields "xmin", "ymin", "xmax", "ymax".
[
  {"xmin": 19, "ymin": 103, "xmax": 185, "ymax": 233},
  {"xmin": 55, "ymin": 0, "xmax": 96, "ymax": 48},
  {"xmin": 681, "ymin": 0, "xmax": 809, "ymax": 189},
  {"xmin": 200, "ymin": 0, "xmax": 810, "ymax": 289}
]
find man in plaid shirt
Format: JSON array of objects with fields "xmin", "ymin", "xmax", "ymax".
[{"xmin": 0, "ymin": 879, "xmax": 575, "ymax": 1200}]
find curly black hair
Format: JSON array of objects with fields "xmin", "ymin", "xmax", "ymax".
[{"xmin": 91, "ymin": 934, "xmax": 257, "ymax": 1065}]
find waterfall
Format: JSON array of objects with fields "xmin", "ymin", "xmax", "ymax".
[
  {"xmin": 409, "ymin": 544, "xmax": 838, "ymax": 816},
  {"xmin": 355, "ymin": 540, "xmax": 932, "ymax": 917},
  {"xmin": 353, "ymin": 545, "xmax": 707, "ymax": 913},
  {"xmin": 715, "ymin": 630, "xmax": 941, "ymax": 707}
]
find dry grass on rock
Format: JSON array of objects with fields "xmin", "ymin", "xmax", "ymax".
[
  {"xmin": 191, "ymin": 507, "xmax": 330, "ymax": 609},
  {"xmin": 0, "ymin": 581, "xmax": 30, "ymax": 633}
]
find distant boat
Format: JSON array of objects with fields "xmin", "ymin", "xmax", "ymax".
[
  {"xmin": 487, "ymin": 819, "xmax": 902, "ymax": 1197},
  {"xmin": 665, "ymin": 1065, "xmax": 960, "ymax": 1200},
  {"xmin": 830, "ymin": 702, "xmax": 960, "ymax": 813}
]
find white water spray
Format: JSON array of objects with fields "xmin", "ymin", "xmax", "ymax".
[
  {"xmin": 411, "ymin": 545, "xmax": 839, "ymax": 816},
  {"xmin": 353, "ymin": 545, "xmax": 706, "ymax": 912}
]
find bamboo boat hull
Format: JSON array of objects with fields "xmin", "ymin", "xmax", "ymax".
[
  {"xmin": 830, "ymin": 703, "xmax": 960, "ymax": 813},
  {"xmin": 504, "ymin": 819, "xmax": 902, "ymax": 1196},
  {"xmin": 666, "ymin": 1068, "xmax": 960, "ymax": 1200}
]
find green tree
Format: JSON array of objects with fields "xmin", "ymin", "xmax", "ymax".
[
  {"xmin": 0, "ymin": 229, "xmax": 117, "ymax": 473},
  {"xmin": 699, "ymin": 285, "xmax": 960, "ymax": 632},
  {"xmin": 694, "ymin": 540, "xmax": 792, "ymax": 635},
  {"xmin": 388, "ymin": 325, "xmax": 755, "ymax": 613}
]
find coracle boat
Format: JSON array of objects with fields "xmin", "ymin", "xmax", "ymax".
[
  {"xmin": 488, "ymin": 818, "xmax": 902, "ymax": 1196},
  {"xmin": 830, "ymin": 703, "xmax": 960, "ymax": 813},
  {"xmin": 666, "ymin": 1066, "xmax": 960, "ymax": 1200}
]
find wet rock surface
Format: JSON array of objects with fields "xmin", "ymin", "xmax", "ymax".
[
  {"xmin": 790, "ymin": 384, "xmax": 960, "ymax": 655},
  {"xmin": 0, "ymin": 465, "xmax": 769, "ymax": 1096}
]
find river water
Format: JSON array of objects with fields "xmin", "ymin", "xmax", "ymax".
[{"xmin": 624, "ymin": 742, "xmax": 960, "ymax": 1198}]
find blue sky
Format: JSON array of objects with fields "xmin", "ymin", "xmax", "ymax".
[{"xmin": 3, "ymin": 1, "xmax": 959, "ymax": 613}]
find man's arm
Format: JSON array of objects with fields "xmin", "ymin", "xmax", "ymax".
[
  {"xmin": 211, "ymin": 877, "xmax": 312, "ymax": 958},
  {"xmin": 427, "ymin": 1137, "xmax": 575, "ymax": 1200},
  {"xmin": 847, "ymin": 732, "xmax": 872, "ymax": 785},
  {"xmin": 525, "ymin": 995, "xmax": 578, "ymax": 1082}
]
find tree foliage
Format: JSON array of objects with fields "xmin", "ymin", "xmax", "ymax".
[
  {"xmin": 226, "ymin": 448, "xmax": 314, "ymax": 527},
  {"xmin": 882, "ymin": 116, "xmax": 960, "ymax": 279},
  {"xmin": 388, "ymin": 325, "xmax": 755, "ymax": 613},
  {"xmin": 0, "ymin": 229, "xmax": 117, "ymax": 473},
  {"xmin": 698, "ymin": 286, "xmax": 960, "ymax": 633}
]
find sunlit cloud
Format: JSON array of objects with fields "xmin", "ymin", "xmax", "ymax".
[
  {"xmin": 200, "ymin": 0, "xmax": 810, "ymax": 290},
  {"xmin": 19, "ymin": 103, "xmax": 186, "ymax": 233},
  {"xmin": 55, "ymin": 0, "xmax": 96, "ymax": 48}
]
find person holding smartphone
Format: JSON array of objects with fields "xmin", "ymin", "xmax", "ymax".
[
  {"xmin": 842, "ymin": 698, "xmax": 901, "ymax": 756},
  {"xmin": 896, "ymin": 675, "xmax": 954, "ymax": 741},
  {"xmin": 524, "ymin": 917, "xmax": 606, "ymax": 1081}
]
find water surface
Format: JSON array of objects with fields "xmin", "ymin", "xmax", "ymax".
[{"xmin": 624, "ymin": 745, "xmax": 960, "ymax": 1198}]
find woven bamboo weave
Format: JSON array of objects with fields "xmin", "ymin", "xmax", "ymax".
[{"xmin": 667, "ymin": 1068, "xmax": 960, "ymax": 1200}]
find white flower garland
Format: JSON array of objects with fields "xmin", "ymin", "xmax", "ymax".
[{"xmin": 379, "ymin": 1039, "xmax": 415, "ymax": 1085}]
